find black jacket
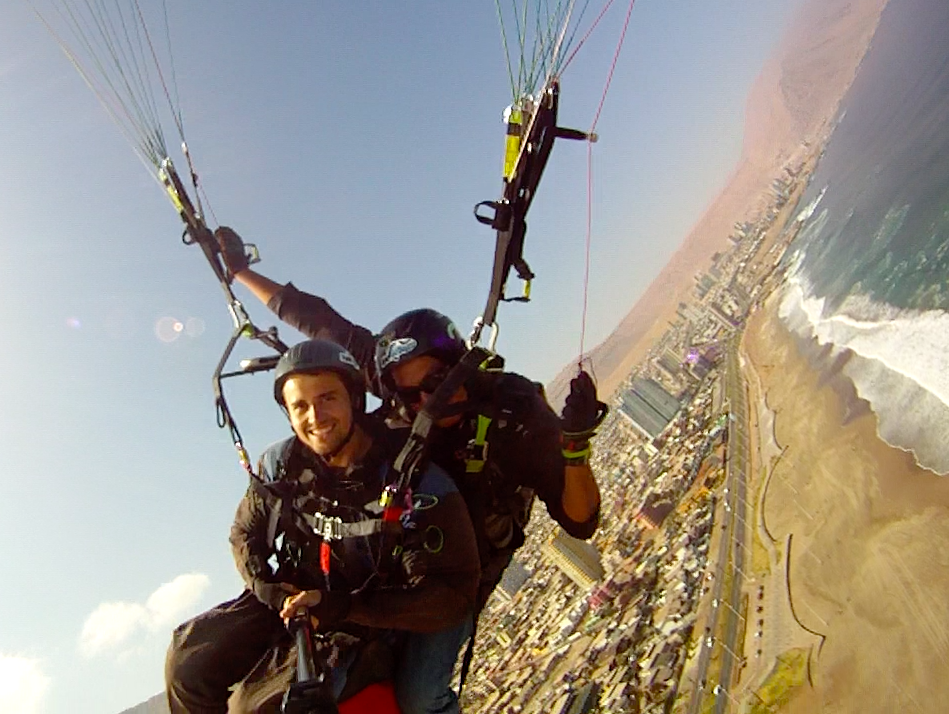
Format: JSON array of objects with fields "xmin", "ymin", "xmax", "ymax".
[{"xmin": 229, "ymin": 422, "xmax": 480, "ymax": 634}]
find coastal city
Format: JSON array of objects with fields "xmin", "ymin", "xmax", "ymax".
[{"xmin": 458, "ymin": 156, "xmax": 816, "ymax": 714}]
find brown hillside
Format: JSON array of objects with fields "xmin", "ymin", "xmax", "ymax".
[{"xmin": 548, "ymin": 0, "xmax": 887, "ymax": 405}]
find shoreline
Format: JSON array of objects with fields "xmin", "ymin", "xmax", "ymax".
[
  {"xmin": 740, "ymin": 289, "xmax": 949, "ymax": 712},
  {"xmin": 777, "ymin": 279, "xmax": 949, "ymax": 476}
]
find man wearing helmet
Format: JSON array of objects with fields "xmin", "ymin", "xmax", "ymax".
[
  {"xmin": 165, "ymin": 339, "xmax": 480, "ymax": 713},
  {"xmin": 215, "ymin": 228, "xmax": 605, "ymax": 712}
]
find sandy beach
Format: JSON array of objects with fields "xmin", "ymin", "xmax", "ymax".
[{"xmin": 742, "ymin": 293, "xmax": 949, "ymax": 713}]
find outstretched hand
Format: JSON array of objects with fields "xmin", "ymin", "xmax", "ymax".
[{"xmin": 215, "ymin": 226, "xmax": 250, "ymax": 280}]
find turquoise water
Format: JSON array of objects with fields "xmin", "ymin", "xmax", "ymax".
[{"xmin": 780, "ymin": 0, "xmax": 949, "ymax": 473}]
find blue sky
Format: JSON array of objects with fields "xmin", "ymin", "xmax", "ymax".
[{"xmin": 0, "ymin": 2, "xmax": 797, "ymax": 711}]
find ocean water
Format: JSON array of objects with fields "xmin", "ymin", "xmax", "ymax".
[{"xmin": 779, "ymin": 0, "xmax": 949, "ymax": 474}]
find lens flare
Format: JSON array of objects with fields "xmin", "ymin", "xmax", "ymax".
[{"xmin": 155, "ymin": 316, "xmax": 183, "ymax": 343}]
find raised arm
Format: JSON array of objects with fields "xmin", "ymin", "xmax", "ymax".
[
  {"xmin": 214, "ymin": 226, "xmax": 379, "ymax": 387},
  {"xmin": 234, "ymin": 268, "xmax": 283, "ymax": 307}
]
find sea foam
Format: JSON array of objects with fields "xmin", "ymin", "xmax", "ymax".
[{"xmin": 778, "ymin": 277, "xmax": 949, "ymax": 474}]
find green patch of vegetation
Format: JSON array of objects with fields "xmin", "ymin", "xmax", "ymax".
[
  {"xmin": 747, "ymin": 467, "xmax": 771, "ymax": 577},
  {"xmin": 733, "ymin": 595, "xmax": 750, "ymax": 687},
  {"xmin": 751, "ymin": 533, "xmax": 771, "ymax": 577},
  {"xmin": 748, "ymin": 648, "xmax": 808, "ymax": 713}
]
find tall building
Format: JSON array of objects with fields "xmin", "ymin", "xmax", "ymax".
[
  {"xmin": 616, "ymin": 378, "xmax": 681, "ymax": 441},
  {"xmin": 542, "ymin": 530, "xmax": 604, "ymax": 590},
  {"xmin": 636, "ymin": 498, "xmax": 675, "ymax": 529},
  {"xmin": 657, "ymin": 350, "xmax": 681, "ymax": 378},
  {"xmin": 496, "ymin": 559, "xmax": 531, "ymax": 601}
]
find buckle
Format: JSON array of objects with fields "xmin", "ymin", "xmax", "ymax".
[
  {"xmin": 315, "ymin": 514, "xmax": 342, "ymax": 540},
  {"xmin": 466, "ymin": 438, "xmax": 489, "ymax": 463}
]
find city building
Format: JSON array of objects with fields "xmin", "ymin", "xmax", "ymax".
[
  {"xmin": 616, "ymin": 378, "xmax": 682, "ymax": 441},
  {"xmin": 636, "ymin": 497, "xmax": 675, "ymax": 529},
  {"xmin": 542, "ymin": 530, "xmax": 605, "ymax": 589},
  {"xmin": 496, "ymin": 559, "xmax": 531, "ymax": 601},
  {"xmin": 658, "ymin": 350, "xmax": 681, "ymax": 379},
  {"xmin": 707, "ymin": 302, "xmax": 739, "ymax": 330}
]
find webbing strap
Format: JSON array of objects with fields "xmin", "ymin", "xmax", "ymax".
[
  {"xmin": 302, "ymin": 511, "xmax": 385, "ymax": 541},
  {"xmin": 392, "ymin": 347, "xmax": 493, "ymax": 486},
  {"xmin": 465, "ymin": 415, "xmax": 493, "ymax": 474},
  {"xmin": 251, "ymin": 479, "xmax": 311, "ymax": 549},
  {"xmin": 266, "ymin": 500, "xmax": 282, "ymax": 548}
]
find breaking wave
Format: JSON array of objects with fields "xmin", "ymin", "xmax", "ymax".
[{"xmin": 778, "ymin": 276, "xmax": 949, "ymax": 475}]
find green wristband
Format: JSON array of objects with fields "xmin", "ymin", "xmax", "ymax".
[{"xmin": 563, "ymin": 444, "xmax": 591, "ymax": 465}]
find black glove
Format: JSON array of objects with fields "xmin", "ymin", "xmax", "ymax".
[
  {"xmin": 214, "ymin": 226, "xmax": 250, "ymax": 281},
  {"xmin": 560, "ymin": 371, "xmax": 607, "ymax": 435},
  {"xmin": 308, "ymin": 590, "xmax": 352, "ymax": 632},
  {"xmin": 560, "ymin": 371, "xmax": 608, "ymax": 466}
]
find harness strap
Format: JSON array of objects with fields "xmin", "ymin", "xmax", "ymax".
[
  {"xmin": 301, "ymin": 511, "xmax": 386, "ymax": 540},
  {"xmin": 465, "ymin": 415, "xmax": 493, "ymax": 474},
  {"xmin": 392, "ymin": 346, "xmax": 493, "ymax": 488},
  {"xmin": 248, "ymin": 478, "xmax": 318, "ymax": 551},
  {"xmin": 266, "ymin": 499, "xmax": 282, "ymax": 548}
]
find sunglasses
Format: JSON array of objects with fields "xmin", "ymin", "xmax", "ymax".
[{"xmin": 394, "ymin": 367, "xmax": 451, "ymax": 405}]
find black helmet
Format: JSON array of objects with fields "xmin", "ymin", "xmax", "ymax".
[
  {"xmin": 274, "ymin": 339, "xmax": 367, "ymax": 413},
  {"xmin": 375, "ymin": 309, "xmax": 466, "ymax": 387}
]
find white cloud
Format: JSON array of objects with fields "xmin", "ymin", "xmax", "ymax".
[
  {"xmin": 146, "ymin": 573, "xmax": 211, "ymax": 629},
  {"xmin": 0, "ymin": 655, "xmax": 50, "ymax": 714},
  {"xmin": 79, "ymin": 572, "xmax": 210, "ymax": 659},
  {"xmin": 78, "ymin": 601, "xmax": 149, "ymax": 658}
]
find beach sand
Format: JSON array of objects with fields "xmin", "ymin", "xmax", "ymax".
[{"xmin": 742, "ymin": 294, "xmax": 949, "ymax": 713}]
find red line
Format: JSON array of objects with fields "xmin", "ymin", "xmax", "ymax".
[
  {"xmin": 561, "ymin": 0, "xmax": 617, "ymax": 75},
  {"xmin": 578, "ymin": 0, "xmax": 638, "ymax": 369}
]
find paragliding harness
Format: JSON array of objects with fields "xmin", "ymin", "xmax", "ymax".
[
  {"xmin": 470, "ymin": 79, "xmax": 594, "ymax": 349},
  {"xmin": 386, "ymin": 346, "xmax": 551, "ymax": 697},
  {"xmin": 380, "ymin": 346, "xmax": 499, "ymax": 567},
  {"xmin": 245, "ymin": 442, "xmax": 407, "ymax": 714},
  {"xmin": 375, "ymin": 344, "xmax": 504, "ymax": 697}
]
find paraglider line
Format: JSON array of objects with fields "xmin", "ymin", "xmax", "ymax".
[
  {"xmin": 561, "ymin": 0, "xmax": 615, "ymax": 74},
  {"xmin": 578, "ymin": 0, "xmax": 636, "ymax": 367}
]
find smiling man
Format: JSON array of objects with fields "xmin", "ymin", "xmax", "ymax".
[{"xmin": 164, "ymin": 339, "xmax": 479, "ymax": 714}]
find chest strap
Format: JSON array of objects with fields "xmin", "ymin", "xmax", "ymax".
[{"xmin": 301, "ymin": 511, "xmax": 386, "ymax": 541}]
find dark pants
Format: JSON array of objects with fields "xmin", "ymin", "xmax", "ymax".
[
  {"xmin": 395, "ymin": 612, "xmax": 473, "ymax": 714},
  {"xmin": 166, "ymin": 589, "xmax": 469, "ymax": 713},
  {"xmin": 165, "ymin": 590, "xmax": 289, "ymax": 714}
]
